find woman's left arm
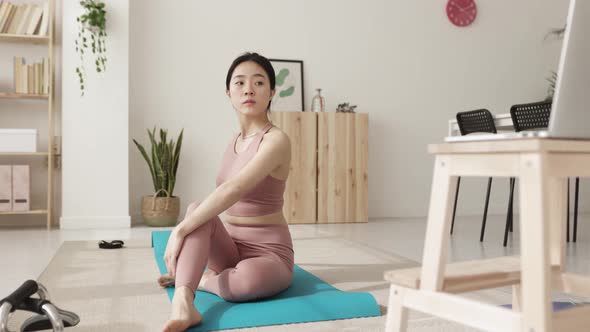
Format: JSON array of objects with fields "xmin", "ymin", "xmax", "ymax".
[{"xmin": 175, "ymin": 131, "xmax": 291, "ymax": 237}]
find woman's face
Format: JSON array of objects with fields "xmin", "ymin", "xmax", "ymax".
[{"xmin": 227, "ymin": 61, "xmax": 275, "ymax": 117}]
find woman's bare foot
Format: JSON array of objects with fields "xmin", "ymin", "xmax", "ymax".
[
  {"xmin": 162, "ymin": 286, "xmax": 202, "ymax": 332},
  {"xmin": 197, "ymin": 269, "xmax": 219, "ymax": 291}
]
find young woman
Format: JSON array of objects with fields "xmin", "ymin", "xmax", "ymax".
[{"xmin": 159, "ymin": 52, "xmax": 293, "ymax": 332}]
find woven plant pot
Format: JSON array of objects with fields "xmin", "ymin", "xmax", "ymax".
[{"xmin": 141, "ymin": 190, "xmax": 180, "ymax": 227}]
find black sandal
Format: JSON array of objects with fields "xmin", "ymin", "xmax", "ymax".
[{"xmin": 98, "ymin": 240, "xmax": 125, "ymax": 249}]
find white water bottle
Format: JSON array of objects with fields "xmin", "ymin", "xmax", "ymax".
[{"xmin": 311, "ymin": 88, "xmax": 325, "ymax": 112}]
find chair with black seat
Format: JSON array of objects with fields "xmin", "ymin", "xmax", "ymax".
[
  {"xmin": 509, "ymin": 100, "xmax": 581, "ymax": 242},
  {"xmin": 450, "ymin": 109, "xmax": 512, "ymax": 242}
]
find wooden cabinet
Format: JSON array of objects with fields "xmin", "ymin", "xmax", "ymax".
[
  {"xmin": 271, "ymin": 112, "xmax": 368, "ymax": 224},
  {"xmin": 270, "ymin": 112, "xmax": 317, "ymax": 224},
  {"xmin": 317, "ymin": 112, "xmax": 368, "ymax": 223}
]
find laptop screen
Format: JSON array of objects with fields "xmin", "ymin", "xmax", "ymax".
[{"xmin": 549, "ymin": 0, "xmax": 590, "ymax": 139}]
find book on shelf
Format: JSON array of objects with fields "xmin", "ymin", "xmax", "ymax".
[
  {"xmin": 43, "ymin": 57, "xmax": 48, "ymax": 94},
  {"xmin": 25, "ymin": 5, "xmax": 42, "ymax": 35},
  {"xmin": 37, "ymin": 1, "xmax": 48, "ymax": 36},
  {"xmin": 0, "ymin": 1, "xmax": 49, "ymax": 36},
  {"xmin": 0, "ymin": 2, "xmax": 10, "ymax": 32},
  {"xmin": 15, "ymin": 3, "xmax": 31, "ymax": 35},
  {"xmin": 13, "ymin": 56, "xmax": 48, "ymax": 94}
]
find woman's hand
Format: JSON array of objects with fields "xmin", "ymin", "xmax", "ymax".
[{"xmin": 164, "ymin": 228, "xmax": 185, "ymax": 277}]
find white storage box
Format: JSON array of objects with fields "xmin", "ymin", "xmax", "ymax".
[{"xmin": 0, "ymin": 129, "xmax": 37, "ymax": 153}]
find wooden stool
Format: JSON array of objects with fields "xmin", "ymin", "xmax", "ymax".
[{"xmin": 384, "ymin": 139, "xmax": 590, "ymax": 332}]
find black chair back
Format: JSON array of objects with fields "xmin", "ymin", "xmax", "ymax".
[
  {"xmin": 456, "ymin": 109, "xmax": 497, "ymax": 135},
  {"xmin": 510, "ymin": 101, "xmax": 552, "ymax": 132}
]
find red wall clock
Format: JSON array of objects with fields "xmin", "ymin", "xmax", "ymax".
[{"xmin": 446, "ymin": 0, "xmax": 477, "ymax": 27}]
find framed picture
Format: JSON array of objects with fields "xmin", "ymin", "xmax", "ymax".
[{"xmin": 269, "ymin": 59, "xmax": 304, "ymax": 112}]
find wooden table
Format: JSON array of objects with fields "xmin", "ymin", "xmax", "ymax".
[{"xmin": 384, "ymin": 139, "xmax": 590, "ymax": 332}]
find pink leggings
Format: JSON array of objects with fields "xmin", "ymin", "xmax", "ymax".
[{"xmin": 174, "ymin": 202, "xmax": 294, "ymax": 302}]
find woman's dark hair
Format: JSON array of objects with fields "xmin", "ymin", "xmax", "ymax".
[{"xmin": 225, "ymin": 52, "xmax": 276, "ymax": 91}]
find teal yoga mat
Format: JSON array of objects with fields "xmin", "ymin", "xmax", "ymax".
[{"xmin": 152, "ymin": 231, "xmax": 381, "ymax": 331}]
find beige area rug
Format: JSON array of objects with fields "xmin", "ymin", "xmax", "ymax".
[
  {"xmin": 8, "ymin": 240, "xmax": 170, "ymax": 332},
  {"xmin": 6, "ymin": 235, "xmax": 493, "ymax": 331}
]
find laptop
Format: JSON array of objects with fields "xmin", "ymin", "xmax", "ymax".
[{"xmin": 445, "ymin": 0, "xmax": 589, "ymax": 143}]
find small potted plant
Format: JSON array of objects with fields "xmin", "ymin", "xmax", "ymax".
[
  {"xmin": 336, "ymin": 102, "xmax": 358, "ymax": 113},
  {"xmin": 133, "ymin": 127, "xmax": 184, "ymax": 227}
]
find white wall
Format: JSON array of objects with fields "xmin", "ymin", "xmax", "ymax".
[
  {"xmin": 60, "ymin": 0, "xmax": 129, "ymax": 228},
  {"xmin": 128, "ymin": 0, "xmax": 584, "ymax": 221}
]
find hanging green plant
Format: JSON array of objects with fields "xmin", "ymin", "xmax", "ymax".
[{"xmin": 75, "ymin": 0, "xmax": 107, "ymax": 96}]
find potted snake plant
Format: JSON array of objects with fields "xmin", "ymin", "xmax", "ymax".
[{"xmin": 133, "ymin": 127, "xmax": 183, "ymax": 227}]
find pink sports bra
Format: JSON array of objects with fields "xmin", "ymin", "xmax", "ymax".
[{"xmin": 216, "ymin": 123, "xmax": 286, "ymax": 217}]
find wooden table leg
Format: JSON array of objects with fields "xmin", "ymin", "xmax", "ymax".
[
  {"xmin": 512, "ymin": 284, "xmax": 521, "ymax": 312},
  {"xmin": 548, "ymin": 176, "xmax": 567, "ymax": 271},
  {"xmin": 385, "ymin": 285, "xmax": 408, "ymax": 332},
  {"xmin": 519, "ymin": 154, "xmax": 552, "ymax": 332},
  {"xmin": 420, "ymin": 155, "xmax": 458, "ymax": 291}
]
